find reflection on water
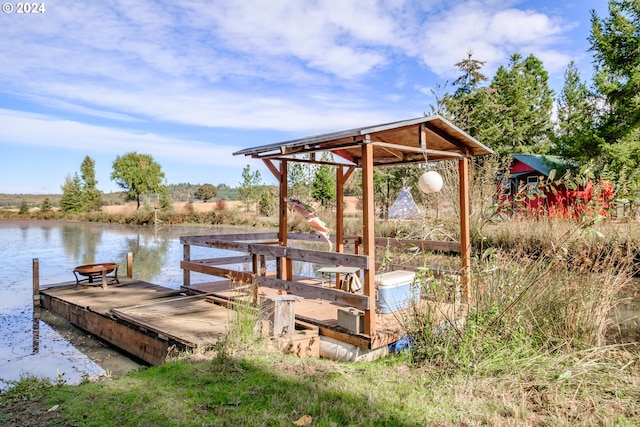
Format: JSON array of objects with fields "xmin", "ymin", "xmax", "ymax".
[{"xmin": 0, "ymin": 220, "xmax": 245, "ymax": 391}]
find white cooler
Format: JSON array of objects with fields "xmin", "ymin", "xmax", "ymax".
[{"xmin": 375, "ymin": 270, "xmax": 419, "ymax": 314}]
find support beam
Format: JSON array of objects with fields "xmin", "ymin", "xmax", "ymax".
[
  {"xmin": 262, "ymin": 159, "xmax": 281, "ymax": 181},
  {"xmin": 278, "ymin": 160, "xmax": 291, "ymax": 281},
  {"xmin": 183, "ymin": 244, "xmax": 190, "ymax": 288},
  {"xmin": 361, "ymin": 141, "xmax": 376, "ymax": 335},
  {"xmin": 335, "ymin": 166, "xmax": 345, "ymax": 288},
  {"xmin": 458, "ymin": 156, "xmax": 471, "ymax": 300}
]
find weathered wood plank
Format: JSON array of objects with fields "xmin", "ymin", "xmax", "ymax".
[
  {"xmin": 41, "ymin": 295, "xmax": 171, "ymax": 365},
  {"xmin": 203, "ymin": 239, "xmax": 252, "ymax": 252},
  {"xmin": 374, "ymin": 237, "xmax": 461, "ymax": 253},
  {"xmin": 181, "ymin": 232, "xmax": 278, "ymax": 245},
  {"xmin": 255, "ymin": 276, "xmax": 369, "ymax": 311},
  {"xmin": 181, "ymin": 261, "xmax": 254, "ymax": 284},
  {"xmin": 188, "ymin": 255, "xmax": 253, "ymax": 266}
]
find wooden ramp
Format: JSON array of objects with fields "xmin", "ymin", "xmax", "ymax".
[{"xmin": 39, "ymin": 278, "xmax": 235, "ymax": 365}]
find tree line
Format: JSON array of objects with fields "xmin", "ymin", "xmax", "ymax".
[{"xmin": 435, "ymin": 0, "xmax": 640, "ymax": 204}]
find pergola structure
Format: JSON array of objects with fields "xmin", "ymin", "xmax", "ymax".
[{"xmin": 231, "ymin": 115, "xmax": 493, "ymax": 336}]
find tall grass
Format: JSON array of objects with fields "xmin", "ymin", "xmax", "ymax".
[{"xmin": 404, "ymin": 218, "xmax": 636, "ymax": 374}]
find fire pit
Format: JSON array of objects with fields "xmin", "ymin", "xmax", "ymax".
[{"xmin": 73, "ymin": 263, "xmax": 119, "ymax": 289}]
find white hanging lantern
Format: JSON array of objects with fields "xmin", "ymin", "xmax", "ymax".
[{"xmin": 418, "ymin": 170, "xmax": 443, "ymax": 194}]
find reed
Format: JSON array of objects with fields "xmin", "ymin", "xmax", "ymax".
[{"xmin": 404, "ymin": 219, "xmax": 636, "ymax": 373}]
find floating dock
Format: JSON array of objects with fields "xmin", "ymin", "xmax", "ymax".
[
  {"xmin": 38, "ymin": 276, "xmax": 420, "ymax": 365},
  {"xmin": 39, "ymin": 278, "xmax": 235, "ymax": 365}
]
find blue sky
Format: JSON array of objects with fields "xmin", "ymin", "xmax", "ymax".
[{"xmin": 0, "ymin": 0, "xmax": 608, "ymax": 194}]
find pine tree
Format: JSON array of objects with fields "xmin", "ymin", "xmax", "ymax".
[
  {"xmin": 441, "ymin": 52, "xmax": 502, "ymax": 146},
  {"xmin": 589, "ymin": 0, "xmax": 640, "ymax": 183},
  {"xmin": 311, "ymin": 153, "xmax": 336, "ymax": 207},
  {"xmin": 60, "ymin": 174, "xmax": 85, "ymax": 212},
  {"xmin": 552, "ymin": 61, "xmax": 600, "ymax": 162},
  {"xmin": 238, "ymin": 165, "xmax": 262, "ymax": 213},
  {"xmin": 489, "ymin": 54, "xmax": 554, "ymax": 155},
  {"xmin": 80, "ymin": 155, "xmax": 102, "ymax": 211}
]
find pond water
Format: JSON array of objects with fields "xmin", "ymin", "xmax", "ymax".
[{"xmin": 0, "ymin": 220, "xmax": 255, "ymax": 391}]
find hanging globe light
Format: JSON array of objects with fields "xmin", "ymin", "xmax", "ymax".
[{"xmin": 418, "ymin": 170, "xmax": 443, "ymax": 194}]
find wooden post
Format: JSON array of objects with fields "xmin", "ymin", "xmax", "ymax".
[
  {"xmin": 362, "ymin": 140, "xmax": 376, "ymax": 335},
  {"xmin": 252, "ymin": 253, "xmax": 259, "ymax": 276},
  {"xmin": 278, "ymin": 160, "xmax": 290, "ymax": 281},
  {"xmin": 261, "ymin": 295, "xmax": 298, "ymax": 335},
  {"xmin": 101, "ymin": 266, "xmax": 107, "ymax": 289},
  {"xmin": 127, "ymin": 252, "xmax": 133, "ymax": 278},
  {"xmin": 32, "ymin": 258, "xmax": 40, "ymax": 307},
  {"xmin": 183, "ymin": 244, "xmax": 191, "ymax": 288},
  {"xmin": 459, "ymin": 156, "xmax": 471, "ymax": 300},
  {"xmin": 335, "ymin": 165, "xmax": 345, "ymax": 288}
]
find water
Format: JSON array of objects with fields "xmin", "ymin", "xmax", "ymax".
[{"xmin": 0, "ymin": 220, "xmax": 247, "ymax": 391}]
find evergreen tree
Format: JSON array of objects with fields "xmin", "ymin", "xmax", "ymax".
[
  {"xmin": 589, "ymin": 0, "xmax": 640, "ymax": 184},
  {"xmin": 159, "ymin": 187, "xmax": 173, "ymax": 211},
  {"xmin": 311, "ymin": 153, "xmax": 336, "ymax": 206},
  {"xmin": 238, "ymin": 164, "xmax": 262, "ymax": 213},
  {"xmin": 552, "ymin": 61, "xmax": 600, "ymax": 162},
  {"xmin": 453, "ymin": 51, "xmax": 488, "ymax": 96},
  {"xmin": 258, "ymin": 186, "xmax": 278, "ymax": 216},
  {"xmin": 489, "ymin": 54, "xmax": 555, "ymax": 155},
  {"xmin": 443, "ymin": 52, "xmax": 502, "ymax": 145},
  {"xmin": 80, "ymin": 155, "xmax": 102, "ymax": 211},
  {"xmin": 40, "ymin": 198, "xmax": 52, "ymax": 213},
  {"xmin": 19, "ymin": 200, "xmax": 29, "ymax": 215},
  {"xmin": 60, "ymin": 174, "xmax": 85, "ymax": 212},
  {"xmin": 288, "ymin": 160, "xmax": 313, "ymax": 200}
]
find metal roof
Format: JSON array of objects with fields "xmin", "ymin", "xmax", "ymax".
[
  {"xmin": 233, "ymin": 115, "xmax": 493, "ymax": 167},
  {"xmin": 511, "ymin": 154, "xmax": 573, "ymax": 177}
]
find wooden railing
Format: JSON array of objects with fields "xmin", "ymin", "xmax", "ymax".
[{"xmin": 180, "ymin": 232, "xmax": 461, "ymax": 315}]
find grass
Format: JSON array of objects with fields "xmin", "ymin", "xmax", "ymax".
[{"xmin": 1, "ymin": 342, "xmax": 638, "ymax": 426}]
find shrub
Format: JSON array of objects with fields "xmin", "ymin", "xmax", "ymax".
[{"xmin": 215, "ymin": 199, "xmax": 226, "ymax": 211}]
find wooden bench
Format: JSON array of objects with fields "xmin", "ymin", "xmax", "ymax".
[{"xmin": 73, "ymin": 263, "xmax": 119, "ymax": 289}]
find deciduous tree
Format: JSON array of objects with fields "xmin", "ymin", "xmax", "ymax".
[
  {"xmin": 238, "ymin": 164, "xmax": 262, "ymax": 213},
  {"xmin": 111, "ymin": 152, "xmax": 166, "ymax": 210},
  {"xmin": 194, "ymin": 183, "xmax": 218, "ymax": 202}
]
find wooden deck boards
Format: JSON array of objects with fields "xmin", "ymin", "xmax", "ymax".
[
  {"xmin": 39, "ymin": 275, "xmax": 412, "ymax": 365},
  {"xmin": 39, "ymin": 278, "xmax": 235, "ymax": 364},
  {"xmin": 188, "ymin": 277, "xmax": 407, "ymax": 349}
]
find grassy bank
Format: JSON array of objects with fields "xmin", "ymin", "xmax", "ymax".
[{"xmin": 1, "ymin": 343, "xmax": 638, "ymax": 426}]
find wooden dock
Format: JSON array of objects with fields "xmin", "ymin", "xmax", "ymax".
[
  {"xmin": 39, "ymin": 278, "xmax": 236, "ymax": 365},
  {"xmin": 38, "ymin": 275, "xmax": 415, "ymax": 365}
]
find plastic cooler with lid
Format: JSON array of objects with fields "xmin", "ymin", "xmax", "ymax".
[{"xmin": 375, "ymin": 270, "xmax": 420, "ymax": 314}]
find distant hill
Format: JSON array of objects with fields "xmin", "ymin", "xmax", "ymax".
[{"xmin": 0, "ymin": 183, "xmax": 240, "ymax": 209}]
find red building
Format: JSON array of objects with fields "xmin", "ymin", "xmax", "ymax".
[{"xmin": 500, "ymin": 154, "xmax": 612, "ymax": 218}]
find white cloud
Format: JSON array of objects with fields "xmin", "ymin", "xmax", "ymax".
[
  {"xmin": 0, "ymin": 109, "xmax": 245, "ymax": 168},
  {"xmin": 0, "ymin": 0, "xmax": 582, "ymax": 140},
  {"xmin": 416, "ymin": 1, "xmax": 571, "ymax": 77}
]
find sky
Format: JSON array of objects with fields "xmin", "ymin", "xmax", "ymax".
[{"xmin": 0, "ymin": 0, "xmax": 609, "ymax": 194}]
